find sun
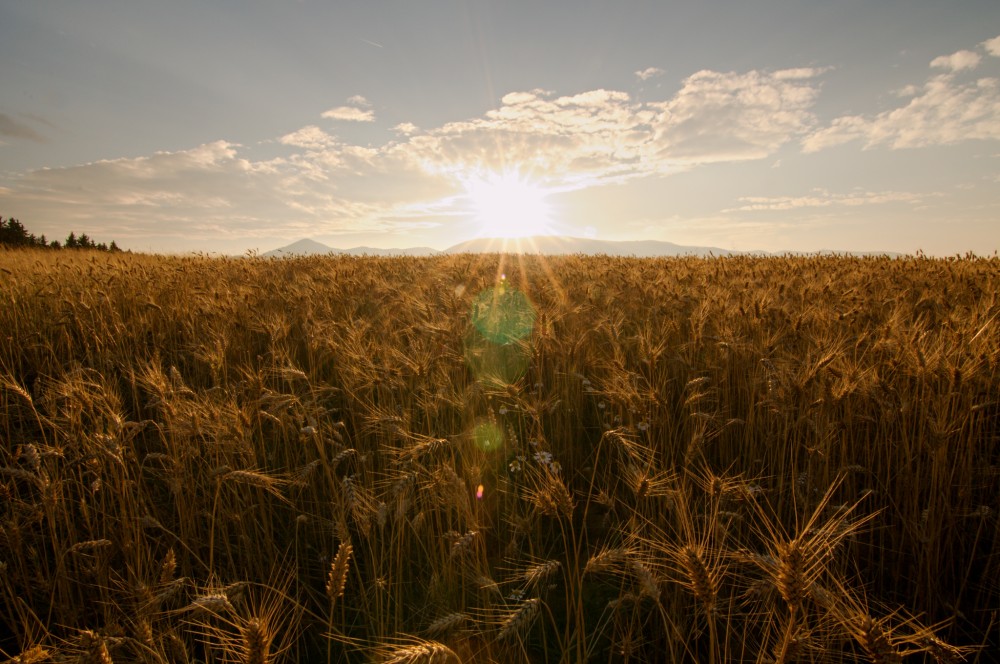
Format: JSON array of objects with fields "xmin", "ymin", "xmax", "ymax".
[{"xmin": 464, "ymin": 171, "xmax": 554, "ymax": 238}]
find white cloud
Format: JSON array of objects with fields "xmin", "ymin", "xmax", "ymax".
[
  {"xmin": 321, "ymin": 106, "xmax": 375, "ymax": 122},
  {"xmin": 347, "ymin": 95, "xmax": 371, "ymax": 107},
  {"xmin": 399, "ymin": 87, "xmax": 659, "ymax": 188},
  {"xmin": 0, "ymin": 140, "xmax": 406, "ymax": 248},
  {"xmin": 805, "ymin": 35, "xmax": 1000, "ymax": 153},
  {"xmin": 773, "ymin": 67, "xmax": 829, "ymax": 80},
  {"xmin": 0, "ymin": 68, "xmax": 826, "ymax": 250},
  {"xmin": 930, "ymin": 50, "xmax": 982, "ymax": 72},
  {"xmin": 804, "ymin": 73, "xmax": 1000, "ymax": 151},
  {"xmin": 635, "ymin": 67, "xmax": 663, "ymax": 81},
  {"xmin": 725, "ymin": 188, "xmax": 928, "ymax": 212},
  {"xmin": 392, "ymin": 122, "xmax": 418, "ymax": 135},
  {"xmin": 396, "ymin": 68, "xmax": 822, "ymax": 191},
  {"xmin": 280, "ymin": 125, "xmax": 338, "ymax": 150},
  {"xmin": 650, "ymin": 69, "xmax": 821, "ymax": 161},
  {"xmin": 984, "ymin": 35, "xmax": 1000, "ymax": 57}
]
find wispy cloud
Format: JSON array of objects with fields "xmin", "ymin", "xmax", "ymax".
[
  {"xmin": 321, "ymin": 97, "xmax": 375, "ymax": 122},
  {"xmin": 649, "ymin": 68, "xmax": 821, "ymax": 162},
  {"xmin": 803, "ymin": 73, "xmax": 1000, "ymax": 151},
  {"xmin": 321, "ymin": 106, "xmax": 375, "ymax": 122},
  {"xmin": 280, "ymin": 125, "xmax": 338, "ymax": 150},
  {"xmin": 930, "ymin": 49, "xmax": 982, "ymax": 72},
  {"xmin": 804, "ymin": 35, "xmax": 1000, "ymax": 152},
  {"xmin": 725, "ymin": 188, "xmax": 929, "ymax": 212},
  {"xmin": 392, "ymin": 122, "xmax": 419, "ymax": 135},
  {"xmin": 0, "ymin": 67, "xmax": 832, "ymax": 248},
  {"xmin": 0, "ymin": 113, "xmax": 46, "ymax": 142},
  {"xmin": 635, "ymin": 67, "xmax": 664, "ymax": 81},
  {"xmin": 0, "ymin": 140, "xmax": 411, "ymax": 248},
  {"xmin": 985, "ymin": 35, "xmax": 1000, "ymax": 57},
  {"xmin": 399, "ymin": 68, "xmax": 822, "ymax": 190}
]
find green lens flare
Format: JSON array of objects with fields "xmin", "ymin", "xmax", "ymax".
[
  {"xmin": 464, "ymin": 283, "xmax": 536, "ymax": 386},
  {"xmin": 470, "ymin": 286, "xmax": 536, "ymax": 345},
  {"xmin": 463, "ymin": 328, "xmax": 532, "ymax": 388},
  {"xmin": 473, "ymin": 421, "xmax": 504, "ymax": 452}
]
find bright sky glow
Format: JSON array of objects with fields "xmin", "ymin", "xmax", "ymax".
[
  {"xmin": 465, "ymin": 172, "xmax": 554, "ymax": 238},
  {"xmin": 1, "ymin": 2, "xmax": 999, "ymax": 255}
]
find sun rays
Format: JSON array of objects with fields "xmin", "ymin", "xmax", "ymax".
[{"xmin": 463, "ymin": 170, "xmax": 555, "ymax": 239}]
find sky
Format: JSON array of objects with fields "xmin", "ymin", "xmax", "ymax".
[{"xmin": 1, "ymin": 1, "xmax": 999, "ymax": 256}]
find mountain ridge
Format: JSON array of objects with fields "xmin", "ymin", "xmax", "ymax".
[{"xmin": 262, "ymin": 236, "xmax": 903, "ymax": 258}]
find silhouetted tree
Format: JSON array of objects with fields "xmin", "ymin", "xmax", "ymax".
[
  {"xmin": 1, "ymin": 216, "xmax": 121, "ymax": 251},
  {"xmin": 0, "ymin": 217, "xmax": 31, "ymax": 246}
]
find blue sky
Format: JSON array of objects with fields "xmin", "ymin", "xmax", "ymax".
[{"xmin": 1, "ymin": 1, "xmax": 999, "ymax": 254}]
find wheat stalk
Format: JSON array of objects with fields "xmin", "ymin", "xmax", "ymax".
[
  {"xmin": 424, "ymin": 612, "xmax": 469, "ymax": 637},
  {"xmin": 680, "ymin": 544, "xmax": 718, "ymax": 615},
  {"xmin": 497, "ymin": 598, "xmax": 542, "ymax": 642},
  {"xmin": 381, "ymin": 641, "xmax": 461, "ymax": 664},
  {"xmin": 241, "ymin": 617, "xmax": 271, "ymax": 664},
  {"xmin": 326, "ymin": 541, "xmax": 353, "ymax": 603}
]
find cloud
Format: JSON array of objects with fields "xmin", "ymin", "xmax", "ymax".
[
  {"xmin": 398, "ymin": 87, "xmax": 659, "ymax": 189},
  {"xmin": 635, "ymin": 67, "xmax": 664, "ymax": 81},
  {"xmin": 392, "ymin": 122, "xmax": 419, "ymax": 135},
  {"xmin": 725, "ymin": 188, "xmax": 928, "ymax": 212},
  {"xmin": 0, "ymin": 113, "xmax": 46, "ymax": 142},
  {"xmin": 0, "ymin": 67, "xmax": 825, "ymax": 250},
  {"xmin": 649, "ymin": 68, "xmax": 821, "ymax": 161},
  {"xmin": 984, "ymin": 35, "xmax": 1000, "ymax": 57},
  {"xmin": 321, "ymin": 105, "xmax": 375, "ymax": 122},
  {"xmin": 804, "ymin": 36, "xmax": 1000, "ymax": 153},
  {"xmin": 803, "ymin": 73, "xmax": 1000, "ymax": 151},
  {"xmin": 347, "ymin": 95, "xmax": 371, "ymax": 107},
  {"xmin": 399, "ymin": 69, "xmax": 822, "ymax": 190},
  {"xmin": 0, "ymin": 140, "xmax": 411, "ymax": 249},
  {"xmin": 280, "ymin": 125, "xmax": 338, "ymax": 150},
  {"xmin": 930, "ymin": 50, "xmax": 982, "ymax": 72}
]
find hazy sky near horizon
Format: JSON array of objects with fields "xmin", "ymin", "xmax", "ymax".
[{"xmin": 2, "ymin": 1, "xmax": 1000, "ymax": 255}]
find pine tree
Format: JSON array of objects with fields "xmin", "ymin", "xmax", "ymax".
[{"xmin": 0, "ymin": 217, "xmax": 31, "ymax": 246}]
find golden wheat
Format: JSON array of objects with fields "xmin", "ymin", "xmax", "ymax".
[{"xmin": 0, "ymin": 248, "xmax": 995, "ymax": 662}]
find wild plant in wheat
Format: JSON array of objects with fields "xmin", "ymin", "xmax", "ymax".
[{"xmin": 0, "ymin": 247, "xmax": 997, "ymax": 662}]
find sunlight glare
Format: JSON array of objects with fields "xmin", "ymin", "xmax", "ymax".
[{"xmin": 465, "ymin": 171, "xmax": 554, "ymax": 238}]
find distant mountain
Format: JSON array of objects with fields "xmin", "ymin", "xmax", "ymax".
[
  {"xmin": 263, "ymin": 239, "xmax": 440, "ymax": 258},
  {"xmin": 264, "ymin": 236, "xmax": 901, "ymax": 259},
  {"xmin": 444, "ymin": 235, "xmax": 738, "ymax": 257},
  {"xmin": 342, "ymin": 246, "xmax": 442, "ymax": 257},
  {"xmin": 263, "ymin": 238, "xmax": 341, "ymax": 257}
]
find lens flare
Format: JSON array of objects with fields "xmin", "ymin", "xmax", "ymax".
[
  {"xmin": 470, "ymin": 285, "xmax": 536, "ymax": 345},
  {"xmin": 473, "ymin": 421, "xmax": 503, "ymax": 452},
  {"xmin": 464, "ymin": 171, "xmax": 554, "ymax": 238}
]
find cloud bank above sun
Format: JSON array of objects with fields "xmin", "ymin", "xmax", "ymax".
[{"xmin": 2, "ymin": 32, "xmax": 1000, "ymax": 253}]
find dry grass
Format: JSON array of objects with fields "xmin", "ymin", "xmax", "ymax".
[{"xmin": 0, "ymin": 247, "xmax": 997, "ymax": 662}]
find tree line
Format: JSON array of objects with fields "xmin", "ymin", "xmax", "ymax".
[{"xmin": 0, "ymin": 216, "xmax": 121, "ymax": 251}]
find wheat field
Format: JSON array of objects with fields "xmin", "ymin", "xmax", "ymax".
[{"xmin": 0, "ymin": 248, "xmax": 997, "ymax": 663}]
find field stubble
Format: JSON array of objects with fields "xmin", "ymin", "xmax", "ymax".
[{"xmin": 0, "ymin": 248, "xmax": 997, "ymax": 663}]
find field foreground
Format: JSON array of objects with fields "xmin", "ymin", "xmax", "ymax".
[{"xmin": 0, "ymin": 249, "xmax": 998, "ymax": 663}]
